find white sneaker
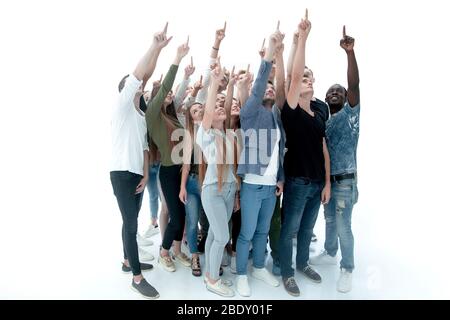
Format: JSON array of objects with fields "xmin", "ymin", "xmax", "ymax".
[
  {"xmin": 138, "ymin": 247, "xmax": 154, "ymax": 261},
  {"xmin": 230, "ymin": 256, "xmax": 237, "ymax": 274},
  {"xmin": 206, "ymin": 279, "xmax": 235, "ymax": 297},
  {"xmin": 309, "ymin": 250, "xmax": 337, "ymax": 265},
  {"xmin": 203, "ymin": 277, "xmax": 232, "ymax": 287},
  {"xmin": 236, "ymin": 275, "xmax": 251, "ymax": 297},
  {"xmin": 137, "ymin": 233, "xmax": 153, "ymax": 246},
  {"xmin": 144, "ymin": 225, "xmax": 159, "ymax": 238},
  {"xmin": 251, "ymin": 267, "xmax": 280, "ymax": 287},
  {"xmin": 337, "ymin": 269, "xmax": 352, "ymax": 293}
]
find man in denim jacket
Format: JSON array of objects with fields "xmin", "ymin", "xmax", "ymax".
[{"xmin": 234, "ymin": 29, "xmax": 286, "ymax": 297}]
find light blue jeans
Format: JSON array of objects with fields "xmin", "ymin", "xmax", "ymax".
[
  {"xmin": 201, "ymin": 182, "xmax": 236, "ymax": 280},
  {"xmin": 236, "ymin": 183, "xmax": 277, "ymax": 275},
  {"xmin": 324, "ymin": 177, "xmax": 358, "ymax": 271},
  {"xmin": 185, "ymin": 174, "xmax": 202, "ymax": 254},
  {"xmin": 146, "ymin": 162, "xmax": 161, "ymax": 220}
]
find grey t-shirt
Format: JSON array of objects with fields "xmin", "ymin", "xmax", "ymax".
[{"xmin": 326, "ymin": 102, "xmax": 360, "ymax": 176}]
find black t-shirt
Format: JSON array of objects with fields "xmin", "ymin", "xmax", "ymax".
[{"xmin": 281, "ymin": 99, "xmax": 328, "ymax": 181}]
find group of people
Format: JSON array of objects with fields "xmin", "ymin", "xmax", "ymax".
[{"xmin": 110, "ymin": 10, "xmax": 361, "ymax": 299}]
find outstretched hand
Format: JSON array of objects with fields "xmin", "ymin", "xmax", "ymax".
[
  {"xmin": 215, "ymin": 22, "xmax": 227, "ymax": 42},
  {"xmin": 153, "ymin": 22, "xmax": 173, "ymax": 49},
  {"xmin": 340, "ymin": 25, "xmax": 355, "ymax": 52},
  {"xmin": 177, "ymin": 36, "xmax": 190, "ymax": 60},
  {"xmin": 298, "ymin": 9, "xmax": 311, "ymax": 40}
]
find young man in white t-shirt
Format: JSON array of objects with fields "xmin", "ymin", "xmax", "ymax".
[{"xmin": 110, "ymin": 23, "xmax": 172, "ymax": 299}]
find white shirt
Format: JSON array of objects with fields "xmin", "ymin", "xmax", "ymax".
[
  {"xmin": 196, "ymin": 125, "xmax": 236, "ymax": 186},
  {"xmin": 110, "ymin": 74, "xmax": 149, "ymax": 176},
  {"xmin": 244, "ymin": 126, "xmax": 281, "ymax": 186}
]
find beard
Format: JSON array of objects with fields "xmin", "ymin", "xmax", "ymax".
[{"xmin": 262, "ymin": 97, "xmax": 275, "ymax": 106}]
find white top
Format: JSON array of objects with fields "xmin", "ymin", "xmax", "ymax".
[
  {"xmin": 110, "ymin": 74, "xmax": 149, "ymax": 176},
  {"xmin": 244, "ymin": 126, "xmax": 281, "ymax": 186},
  {"xmin": 196, "ymin": 125, "xmax": 236, "ymax": 186}
]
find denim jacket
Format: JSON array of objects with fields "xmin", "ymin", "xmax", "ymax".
[{"xmin": 237, "ymin": 60, "xmax": 286, "ymax": 183}]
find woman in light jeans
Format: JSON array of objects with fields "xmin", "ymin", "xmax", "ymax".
[{"xmin": 196, "ymin": 61, "xmax": 237, "ymax": 297}]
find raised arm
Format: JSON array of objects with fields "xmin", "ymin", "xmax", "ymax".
[
  {"xmin": 201, "ymin": 59, "xmax": 224, "ymax": 131},
  {"xmin": 340, "ymin": 26, "xmax": 360, "ymax": 107},
  {"xmin": 236, "ymin": 65, "xmax": 253, "ymax": 108},
  {"xmin": 274, "ymin": 27, "xmax": 286, "ymax": 109},
  {"xmin": 174, "ymin": 57, "xmax": 195, "ymax": 111},
  {"xmin": 224, "ymin": 66, "xmax": 237, "ymax": 129},
  {"xmin": 134, "ymin": 23, "xmax": 172, "ymax": 86},
  {"xmin": 240, "ymin": 29, "xmax": 282, "ymax": 119},
  {"xmin": 287, "ymin": 10, "xmax": 311, "ymax": 109},
  {"xmin": 196, "ymin": 23, "xmax": 226, "ymax": 104},
  {"xmin": 146, "ymin": 39, "xmax": 190, "ymax": 125},
  {"xmin": 286, "ymin": 31, "xmax": 299, "ymax": 92}
]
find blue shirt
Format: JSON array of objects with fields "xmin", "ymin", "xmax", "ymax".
[{"xmin": 326, "ymin": 102, "xmax": 360, "ymax": 176}]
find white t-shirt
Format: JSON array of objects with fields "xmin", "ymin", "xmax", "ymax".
[
  {"xmin": 244, "ymin": 126, "xmax": 281, "ymax": 186},
  {"xmin": 110, "ymin": 74, "xmax": 149, "ymax": 176},
  {"xmin": 196, "ymin": 125, "xmax": 236, "ymax": 186}
]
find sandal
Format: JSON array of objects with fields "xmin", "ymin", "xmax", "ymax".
[{"xmin": 191, "ymin": 256, "xmax": 202, "ymax": 277}]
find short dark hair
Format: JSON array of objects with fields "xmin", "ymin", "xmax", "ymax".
[{"xmin": 118, "ymin": 74, "xmax": 130, "ymax": 92}]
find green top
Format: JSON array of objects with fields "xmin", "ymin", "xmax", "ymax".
[{"xmin": 145, "ymin": 64, "xmax": 181, "ymax": 166}]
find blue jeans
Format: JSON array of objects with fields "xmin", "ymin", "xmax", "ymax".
[
  {"xmin": 279, "ymin": 177, "xmax": 323, "ymax": 278},
  {"xmin": 236, "ymin": 183, "xmax": 277, "ymax": 275},
  {"xmin": 324, "ymin": 178, "xmax": 358, "ymax": 271},
  {"xmin": 185, "ymin": 174, "xmax": 202, "ymax": 254},
  {"xmin": 146, "ymin": 162, "xmax": 160, "ymax": 220}
]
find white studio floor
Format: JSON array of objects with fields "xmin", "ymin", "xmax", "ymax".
[{"xmin": 1, "ymin": 185, "xmax": 449, "ymax": 300}]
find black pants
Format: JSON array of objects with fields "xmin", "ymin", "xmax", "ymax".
[
  {"xmin": 110, "ymin": 171, "xmax": 144, "ymax": 276},
  {"xmin": 231, "ymin": 209, "xmax": 241, "ymax": 252},
  {"xmin": 159, "ymin": 165, "xmax": 186, "ymax": 250}
]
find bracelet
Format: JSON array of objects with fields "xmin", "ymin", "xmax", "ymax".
[{"xmin": 212, "ymin": 46, "xmax": 219, "ymax": 51}]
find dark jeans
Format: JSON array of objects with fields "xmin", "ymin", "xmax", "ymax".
[
  {"xmin": 279, "ymin": 177, "xmax": 324, "ymax": 278},
  {"xmin": 110, "ymin": 171, "xmax": 144, "ymax": 276},
  {"xmin": 269, "ymin": 195, "xmax": 282, "ymax": 263},
  {"xmin": 231, "ymin": 209, "xmax": 241, "ymax": 252},
  {"xmin": 159, "ymin": 165, "xmax": 186, "ymax": 250}
]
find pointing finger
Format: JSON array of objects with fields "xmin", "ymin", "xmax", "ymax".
[
  {"xmin": 343, "ymin": 25, "xmax": 346, "ymax": 37},
  {"xmin": 223, "ymin": 21, "xmax": 227, "ymax": 31},
  {"xmin": 276, "ymin": 20, "xmax": 280, "ymax": 31},
  {"xmin": 163, "ymin": 22, "xmax": 168, "ymax": 34},
  {"xmin": 305, "ymin": 8, "xmax": 308, "ymax": 20}
]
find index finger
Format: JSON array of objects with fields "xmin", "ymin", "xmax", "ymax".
[
  {"xmin": 191, "ymin": 56, "xmax": 193, "ymax": 67},
  {"xmin": 343, "ymin": 25, "xmax": 346, "ymax": 37},
  {"xmin": 231, "ymin": 65, "xmax": 235, "ymax": 76},
  {"xmin": 163, "ymin": 22, "xmax": 168, "ymax": 34},
  {"xmin": 305, "ymin": 8, "xmax": 308, "ymax": 20},
  {"xmin": 246, "ymin": 64, "xmax": 250, "ymax": 74},
  {"xmin": 160, "ymin": 74, "xmax": 163, "ymax": 82},
  {"xmin": 199, "ymin": 75, "xmax": 203, "ymax": 85},
  {"xmin": 276, "ymin": 20, "xmax": 280, "ymax": 31},
  {"xmin": 261, "ymin": 38, "xmax": 266, "ymax": 50},
  {"xmin": 223, "ymin": 21, "xmax": 227, "ymax": 31},
  {"xmin": 186, "ymin": 35, "xmax": 190, "ymax": 46}
]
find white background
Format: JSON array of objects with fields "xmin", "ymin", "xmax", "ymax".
[{"xmin": 1, "ymin": 0, "xmax": 450, "ymax": 299}]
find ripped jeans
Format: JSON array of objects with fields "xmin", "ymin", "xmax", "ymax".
[{"xmin": 324, "ymin": 177, "xmax": 358, "ymax": 271}]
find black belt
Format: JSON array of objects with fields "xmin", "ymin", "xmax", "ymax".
[{"xmin": 331, "ymin": 173, "xmax": 356, "ymax": 183}]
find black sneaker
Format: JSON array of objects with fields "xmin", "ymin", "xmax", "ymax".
[
  {"xmin": 282, "ymin": 277, "xmax": 300, "ymax": 297},
  {"xmin": 131, "ymin": 279, "xmax": 160, "ymax": 299},
  {"xmin": 311, "ymin": 233, "xmax": 318, "ymax": 242},
  {"xmin": 122, "ymin": 262, "xmax": 153, "ymax": 273},
  {"xmin": 299, "ymin": 265, "xmax": 322, "ymax": 283},
  {"xmin": 219, "ymin": 266, "xmax": 224, "ymax": 276}
]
